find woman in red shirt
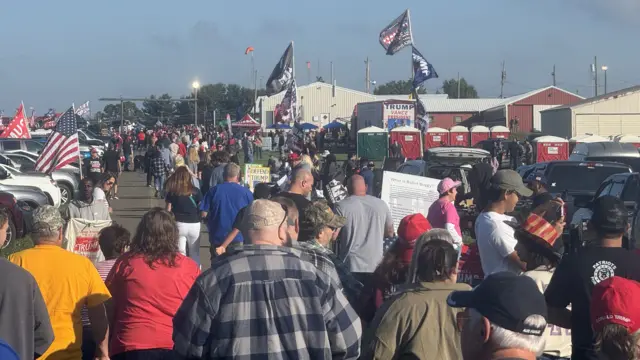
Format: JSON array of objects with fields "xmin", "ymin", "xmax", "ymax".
[{"xmin": 106, "ymin": 208, "xmax": 199, "ymax": 360}]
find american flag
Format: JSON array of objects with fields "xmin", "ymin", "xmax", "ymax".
[
  {"xmin": 75, "ymin": 101, "xmax": 90, "ymax": 117},
  {"xmin": 34, "ymin": 106, "xmax": 79, "ymax": 173}
]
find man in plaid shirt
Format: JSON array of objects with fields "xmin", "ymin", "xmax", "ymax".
[
  {"xmin": 150, "ymin": 144, "xmax": 171, "ymax": 198},
  {"xmin": 173, "ymin": 200, "xmax": 362, "ymax": 359}
]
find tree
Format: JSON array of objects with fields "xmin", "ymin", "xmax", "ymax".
[
  {"xmin": 101, "ymin": 101, "xmax": 143, "ymax": 122},
  {"xmin": 141, "ymin": 93, "xmax": 175, "ymax": 121},
  {"xmin": 441, "ymin": 78, "xmax": 478, "ymax": 99},
  {"xmin": 373, "ymin": 80, "xmax": 426, "ymax": 95}
]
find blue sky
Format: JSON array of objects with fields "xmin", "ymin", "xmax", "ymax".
[{"xmin": 1, "ymin": 0, "xmax": 639, "ymax": 113}]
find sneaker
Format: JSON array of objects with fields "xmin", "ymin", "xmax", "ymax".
[{"xmin": 113, "ymin": 195, "xmax": 119, "ymax": 200}]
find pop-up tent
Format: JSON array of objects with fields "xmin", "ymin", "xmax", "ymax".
[
  {"xmin": 357, "ymin": 126, "xmax": 388, "ymax": 161},
  {"xmin": 323, "ymin": 120, "xmax": 345, "ymax": 129},
  {"xmin": 299, "ymin": 123, "xmax": 319, "ymax": 130},
  {"xmin": 268, "ymin": 123, "xmax": 291, "ymax": 129},
  {"xmin": 614, "ymin": 135, "xmax": 640, "ymax": 148},
  {"xmin": 449, "ymin": 125, "xmax": 469, "ymax": 147},
  {"xmin": 233, "ymin": 114, "xmax": 261, "ymax": 129},
  {"xmin": 532, "ymin": 136, "xmax": 569, "ymax": 162},
  {"xmin": 390, "ymin": 126, "xmax": 422, "ymax": 160},
  {"xmin": 424, "ymin": 127, "xmax": 450, "ymax": 150},
  {"xmin": 470, "ymin": 125, "xmax": 490, "ymax": 146},
  {"xmin": 490, "ymin": 125, "xmax": 510, "ymax": 139}
]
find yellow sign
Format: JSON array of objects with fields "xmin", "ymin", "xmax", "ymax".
[{"xmin": 244, "ymin": 164, "xmax": 271, "ymax": 192}]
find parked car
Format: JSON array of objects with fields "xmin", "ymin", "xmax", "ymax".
[
  {"xmin": 0, "ymin": 152, "xmax": 80, "ymax": 204},
  {"xmin": 0, "ymin": 138, "xmax": 45, "ymax": 153},
  {"xmin": 524, "ymin": 161, "xmax": 632, "ymax": 226},
  {"xmin": 571, "ymin": 172, "xmax": 639, "ymax": 248},
  {"xmin": 0, "ymin": 164, "xmax": 61, "ymax": 206},
  {"xmin": 569, "ymin": 141, "xmax": 640, "ymax": 171},
  {"xmin": 0, "ymin": 183, "xmax": 49, "ymax": 208},
  {"xmin": 0, "ymin": 191, "xmax": 27, "ymax": 250},
  {"xmin": 475, "ymin": 138, "xmax": 516, "ymax": 169},
  {"xmin": 396, "ymin": 147, "xmax": 490, "ymax": 195}
]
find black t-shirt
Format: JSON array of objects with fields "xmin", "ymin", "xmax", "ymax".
[
  {"xmin": 83, "ymin": 158, "xmax": 103, "ymax": 181},
  {"xmin": 165, "ymin": 187, "xmax": 203, "ymax": 223},
  {"xmin": 545, "ymin": 247, "xmax": 640, "ymax": 360},
  {"xmin": 200, "ymin": 164, "xmax": 214, "ymax": 195},
  {"xmin": 232, "ymin": 206, "xmax": 248, "ymax": 230},
  {"xmin": 102, "ymin": 150, "xmax": 120, "ymax": 173},
  {"xmin": 277, "ymin": 192, "xmax": 311, "ymax": 221}
]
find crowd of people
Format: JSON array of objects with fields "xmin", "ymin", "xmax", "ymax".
[{"xmin": 2, "ymin": 123, "xmax": 640, "ymax": 360}]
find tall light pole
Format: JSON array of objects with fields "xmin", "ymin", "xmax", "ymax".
[
  {"xmin": 601, "ymin": 66, "xmax": 608, "ymax": 94},
  {"xmin": 192, "ymin": 81, "xmax": 200, "ymax": 127}
]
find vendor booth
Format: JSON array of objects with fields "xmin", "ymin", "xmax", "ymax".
[
  {"xmin": 232, "ymin": 114, "xmax": 261, "ymax": 129},
  {"xmin": 390, "ymin": 126, "xmax": 422, "ymax": 160},
  {"xmin": 470, "ymin": 125, "xmax": 490, "ymax": 146},
  {"xmin": 490, "ymin": 125, "xmax": 510, "ymax": 139},
  {"xmin": 357, "ymin": 126, "xmax": 388, "ymax": 161},
  {"xmin": 532, "ymin": 136, "xmax": 569, "ymax": 162},
  {"xmin": 449, "ymin": 125, "xmax": 470, "ymax": 147},
  {"xmin": 424, "ymin": 127, "xmax": 450, "ymax": 150}
]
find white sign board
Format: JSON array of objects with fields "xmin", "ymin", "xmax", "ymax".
[
  {"xmin": 261, "ymin": 137, "xmax": 272, "ymax": 151},
  {"xmin": 547, "ymin": 146, "xmax": 559, "ymax": 155},
  {"xmin": 380, "ymin": 171, "xmax": 440, "ymax": 231}
]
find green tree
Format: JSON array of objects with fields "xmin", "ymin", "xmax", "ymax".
[
  {"xmin": 101, "ymin": 101, "xmax": 143, "ymax": 122},
  {"xmin": 141, "ymin": 94, "xmax": 175, "ymax": 121},
  {"xmin": 373, "ymin": 80, "xmax": 427, "ymax": 95},
  {"xmin": 441, "ymin": 78, "xmax": 478, "ymax": 99},
  {"xmin": 170, "ymin": 83, "xmax": 260, "ymax": 124}
]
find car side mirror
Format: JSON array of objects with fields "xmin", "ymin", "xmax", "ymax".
[{"xmin": 0, "ymin": 169, "xmax": 8, "ymax": 180}]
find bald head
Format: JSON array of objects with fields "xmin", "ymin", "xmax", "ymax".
[
  {"xmin": 347, "ymin": 175, "xmax": 367, "ymax": 196},
  {"xmin": 289, "ymin": 169, "xmax": 313, "ymax": 197}
]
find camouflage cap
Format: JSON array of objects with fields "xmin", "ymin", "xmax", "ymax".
[
  {"xmin": 243, "ymin": 200, "xmax": 286, "ymax": 230},
  {"xmin": 32, "ymin": 205, "xmax": 64, "ymax": 233},
  {"xmin": 305, "ymin": 201, "xmax": 347, "ymax": 229}
]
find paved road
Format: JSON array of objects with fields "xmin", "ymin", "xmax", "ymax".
[{"xmin": 110, "ymin": 171, "xmax": 213, "ymax": 270}]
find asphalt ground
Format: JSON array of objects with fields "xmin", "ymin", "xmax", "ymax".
[{"xmin": 111, "ymin": 170, "xmax": 214, "ymax": 270}]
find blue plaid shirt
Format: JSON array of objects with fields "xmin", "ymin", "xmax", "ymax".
[{"xmin": 172, "ymin": 244, "xmax": 362, "ymax": 359}]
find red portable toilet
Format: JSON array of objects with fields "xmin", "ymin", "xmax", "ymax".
[
  {"xmin": 390, "ymin": 126, "xmax": 423, "ymax": 160},
  {"xmin": 615, "ymin": 135, "xmax": 640, "ymax": 149},
  {"xmin": 532, "ymin": 136, "xmax": 569, "ymax": 162},
  {"xmin": 449, "ymin": 125, "xmax": 469, "ymax": 147},
  {"xmin": 424, "ymin": 127, "xmax": 450, "ymax": 150},
  {"xmin": 569, "ymin": 134, "xmax": 609, "ymax": 152},
  {"xmin": 490, "ymin": 125, "xmax": 510, "ymax": 139},
  {"xmin": 470, "ymin": 125, "xmax": 490, "ymax": 146}
]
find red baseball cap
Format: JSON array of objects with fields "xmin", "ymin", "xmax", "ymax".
[
  {"xmin": 591, "ymin": 276, "xmax": 640, "ymax": 333},
  {"xmin": 397, "ymin": 214, "xmax": 432, "ymax": 263},
  {"xmin": 288, "ymin": 153, "xmax": 301, "ymax": 161}
]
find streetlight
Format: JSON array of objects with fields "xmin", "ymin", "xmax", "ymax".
[
  {"xmin": 601, "ymin": 66, "xmax": 608, "ymax": 94},
  {"xmin": 192, "ymin": 81, "xmax": 200, "ymax": 127}
]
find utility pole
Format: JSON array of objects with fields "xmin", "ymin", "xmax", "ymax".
[
  {"xmin": 552, "ymin": 65, "xmax": 556, "ymax": 86},
  {"xmin": 594, "ymin": 56, "xmax": 598, "ymax": 97},
  {"xmin": 457, "ymin": 72, "xmax": 461, "ymax": 99},
  {"xmin": 253, "ymin": 69, "xmax": 258, "ymax": 115},
  {"xmin": 500, "ymin": 61, "xmax": 506, "ymax": 99},
  {"xmin": 331, "ymin": 61, "xmax": 335, "ymax": 98},
  {"xmin": 365, "ymin": 58, "xmax": 371, "ymax": 93},
  {"xmin": 120, "ymin": 96, "xmax": 124, "ymax": 130}
]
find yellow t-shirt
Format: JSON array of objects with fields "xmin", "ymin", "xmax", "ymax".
[{"xmin": 9, "ymin": 244, "xmax": 111, "ymax": 360}]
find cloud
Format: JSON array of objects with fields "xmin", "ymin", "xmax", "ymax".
[
  {"xmin": 148, "ymin": 33, "xmax": 184, "ymax": 50},
  {"xmin": 566, "ymin": 0, "xmax": 640, "ymax": 25}
]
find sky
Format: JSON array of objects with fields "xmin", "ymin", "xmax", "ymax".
[{"xmin": 1, "ymin": 0, "xmax": 640, "ymax": 113}]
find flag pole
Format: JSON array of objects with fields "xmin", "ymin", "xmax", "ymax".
[{"xmin": 73, "ymin": 103, "xmax": 83, "ymax": 180}]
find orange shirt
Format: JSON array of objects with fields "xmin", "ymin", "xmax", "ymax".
[
  {"xmin": 105, "ymin": 253, "xmax": 199, "ymax": 355},
  {"xmin": 9, "ymin": 245, "xmax": 111, "ymax": 360}
]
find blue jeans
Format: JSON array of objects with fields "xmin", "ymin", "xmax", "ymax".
[
  {"xmin": 244, "ymin": 154, "xmax": 254, "ymax": 164},
  {"xmin": 154, "ymin": 174, "xmax": 166, "ymax": 197}
]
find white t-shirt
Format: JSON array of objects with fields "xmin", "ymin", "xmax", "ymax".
[
  {"xmin": 93, "ymin": 187, "xmax": 107, "ymax": 201},
  {"xmin": 475, "ymin": 211, "xmax": 521, "ymax": 275}
]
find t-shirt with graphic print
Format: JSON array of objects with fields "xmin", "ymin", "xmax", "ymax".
[{"xmin": 544, "ymin": 247, "xmax": 640, "ymax": 360}]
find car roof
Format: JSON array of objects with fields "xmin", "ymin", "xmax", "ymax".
[{"xmin": 536, "ymin": 160, "xmax": 632, "ymax": 168}]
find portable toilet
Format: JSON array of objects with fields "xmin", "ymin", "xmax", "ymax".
[
  {"xmin": 532, "ymin": 136, "xmax": 569, "ymax": 162},
  {"xmin": 390, "ymin": 126, "xmax": 423, "ymax": 160},
  {"xmin": 424, "ymin": 127, "xmax": 450, "ymax": 150},
  {"xmin": 615, "ymin": 135, "xmax": 640, "ymax": 149},
  {"xmin": 470, "ymin": 125, "xmax": 490, "ymax": 146},
  {"xmin": 449, "ymin": 125, "xmax": 470, "ymax": 147},
  {"xmin": 569, "ymin": 134, "xmax": 609, "ymax": 152},
  {"xmin": 357, "ymin": 126, "xmax": 388, "ymax": 161},
  {"xmin": 490, "ymin": 125, "xmax": 510, "ymax": 139}
]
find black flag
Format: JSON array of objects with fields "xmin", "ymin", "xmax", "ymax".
[
  {"xmin": 265, "ymin": 43, "xmax": 294, "ymax": 96},
  {"xmin": 379, "ymin": 9, "xmax": 413, "ymax": 55},
  {"xmin": 412, "ymin": 46, "xmax": 438, "ymax": 89}
]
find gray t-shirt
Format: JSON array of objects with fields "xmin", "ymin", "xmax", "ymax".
[{"xmin": 335, "ymin": 195, "xmax": 393, "ymax": 273}]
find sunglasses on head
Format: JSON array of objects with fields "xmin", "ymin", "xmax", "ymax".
[{"xmin": 106, "ymin": 181, "xmax": 114, "ymax": 186}]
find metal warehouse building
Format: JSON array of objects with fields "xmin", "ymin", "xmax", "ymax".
[
  {"xmin": 420, "ymin": 98, "xmax": 504, "ymax": 128},
  {"xmin": 256, "ymin": 82, "xmax": 446, "ymax": 130},
  {"xmin": 540, "ymin": 85, "xmax": 640, "ymax": 138}
]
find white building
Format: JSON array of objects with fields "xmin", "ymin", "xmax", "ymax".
[
  {"xmin": 256, "ymin": 81, "xmax": 446, "ymax": 130},
  {"xmin": 541, "ymin": 85, "xmax": 640, "ymax": 138}
]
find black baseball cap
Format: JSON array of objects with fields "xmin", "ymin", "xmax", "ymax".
[
  {"xmin": 447, "ymin": 272, "xmax": 547, "ymax": 336},
  {"xmin": 590, "ymin": 195, "xmax": 628, "ymax": 233}
]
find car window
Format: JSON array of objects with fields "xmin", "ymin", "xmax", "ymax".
[
  {"xmin": 427, "ymin": 167, "xmax": 463, "ymax": 181},
  {"xmin": 622, "ymin": 176, "xmax": 640, "ymax": 202},
  {"xmin": 547, "ymin": 165, "xmax": 631, "ymax": 193},
  {"xmin": 609, "ymin": 181, "xmax": 626, "ymax": 198},
  {"xmin": 78, "ymin": 132, "xmax": 87, "ymax": 141},
  {"xmin": 1, "ymin": 140, "xmax": 21, "ymax": 151},
  {"xmin": 397, "ymin": 164, "xmax": 422, "ymax": 176},
  {"xmin": 6, "ymin": 155, "xmax": 32, "ymax": 166},
  {"xmin": 595, "ymin": 181, "xmax": 613, "ymax": 198},
  {"xmin": 25, "ymin": 141, "xmax": 43, "ymax": 152}
]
